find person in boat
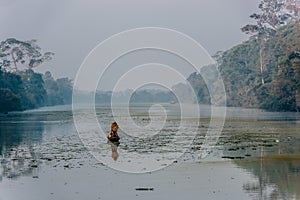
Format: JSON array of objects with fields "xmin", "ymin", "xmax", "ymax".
[{"xmin": 107, "ymin": 122, "xmax": 120, "ymax": 142}]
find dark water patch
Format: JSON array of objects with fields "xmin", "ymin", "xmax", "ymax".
[{"xmin": 135, "ymin": 187, "xmax": 154, "ymax": 191}]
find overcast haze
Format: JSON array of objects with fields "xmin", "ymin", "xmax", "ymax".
[{"xmin": 0, "ymin": 0, "xmax": 260, "ymax": 91}]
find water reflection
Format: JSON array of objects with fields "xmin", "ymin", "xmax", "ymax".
[
  {"xmin": 219, "ymin": 118, "xmax": 300, "ymax": 200},
  {"xmin": 108, "ymin": 142, "xmax": 120, "ymax": 161},
  {"xmin": 236, "ymin": 156, "xmax": 300, "ymax": 200},
  {"xmin": 0, "ymin": 119, "xmax": 44, "ymax": 180},
  {"xmin": 0, "ymin": 108, "xmax": 73, "ymax": 180},
  {"xmin": 0, "ymin": 105, "xmax": 300, "ymax": 200}
]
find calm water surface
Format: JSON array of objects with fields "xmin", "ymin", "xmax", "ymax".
[{"xmin": 0, "ymin": 104, "xmax": 299, "ymax": 200}]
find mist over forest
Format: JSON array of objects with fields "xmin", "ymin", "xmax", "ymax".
[{"xmin": 1, "ymin": 0, "xmax": 300, "ymax": 112}]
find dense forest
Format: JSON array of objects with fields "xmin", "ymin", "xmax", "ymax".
[
  {"xmin": 0, "ymin": 38, "xmax": 72, "ymax": 112},
  {"xmin": 1, "ymin": 0, "xmax": 300, "ymax": 112},
  {"xmin": 189, "ymin": 0, "xmax": 300, "ymax": 112},
  {"xmin": 221, "ymin": 22, "xmax": 300, "ymax": 111}
]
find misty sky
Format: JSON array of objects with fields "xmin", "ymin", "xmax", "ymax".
[{"xmin": 0, "ymin": 0, "xmax": 260, "ymax": 91}]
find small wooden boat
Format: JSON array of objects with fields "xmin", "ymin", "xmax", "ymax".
[{"xmin": 107, "ymin": 133, "xmax": 120, "ymax": 143}]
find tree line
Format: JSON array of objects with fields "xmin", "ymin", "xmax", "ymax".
[
  {"xmin": 188, "ymin": 0, "xmax": 300, "ymax": 112},
  {"xmin": 1, "ymin": 0, "xmax": 299, "ymax": 112},
  {"xmin": 0, "ymin": 38, "xmax": 72, "ymax": 112}
]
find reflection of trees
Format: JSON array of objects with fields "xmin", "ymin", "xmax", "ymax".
[
  {"xmin": 236, "ymin": 155, "xmax": 300, "ymax": 200},
  {"xmin": 220, "ymin": 120, "xmax": 300, "ymax": 199},
  {"xmin": 227, "ymin": 137, "xmax": 300, "ymax": 199},
  {"xmin": 0, "ymin": 116, "xmax": 44, "ymax": 180},
  {"xmin": 0, "ymin": 147, "xmax": 41, "ymax": 180}
]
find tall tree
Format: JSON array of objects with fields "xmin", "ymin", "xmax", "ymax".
[
  {"xmin": 20, "ymin": 69, "xmax": 47, "ymax": 108},
  {"xmin": 56, "ymin": 77, "xmax": 73, "ymax": 104},
  {"xmin": 241, "ymin": 0, "xmax": 294, "ymax": 85},
  {"xmin": 0, "ymin": 69, "xmax": 23, "ymax": 112},
  {"xmin": 284, "ymin": 0, "xmax": 300, "ymax": 18},
  {"xmin": 43, "ymin": 71, "xmax": 64, "ymax": 106},
  {"xmin": 0, "ymin": 38, "xmax": 54, "ymax": 72}
]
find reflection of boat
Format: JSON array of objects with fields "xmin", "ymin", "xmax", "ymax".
[
  {"xmin": 107, "ymin": 141, "xmax": 120, "ymax": 161},
  {"xmin": 107, "ymin": 140, "xmax": 120, "ymax": 146}
]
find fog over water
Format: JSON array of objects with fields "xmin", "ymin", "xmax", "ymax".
[{"xmin": 0, "ymin": 0, "xmax": 260, "ymax": 90}]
